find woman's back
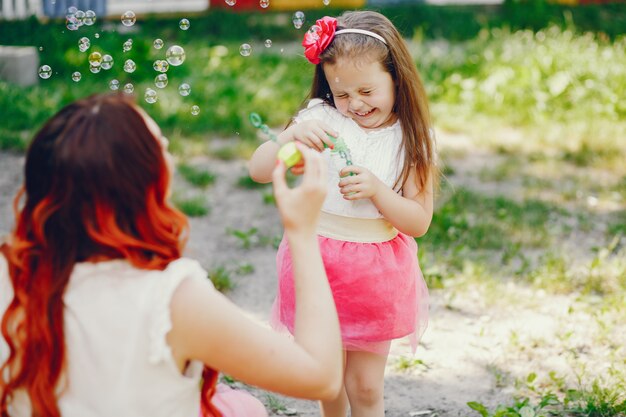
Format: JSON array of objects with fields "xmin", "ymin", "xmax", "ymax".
[{"xmin": 0, "ymin": 255, "xmax": 207, "ymax": 417}]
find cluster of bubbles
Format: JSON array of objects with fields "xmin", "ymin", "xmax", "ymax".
[
  {"xmin": 37, "ymin": 8, "xmax": 229, "ymax": 116},
  {"xmin": 66, "ymin": 7, "xmax": 96, "ymax": 31}
]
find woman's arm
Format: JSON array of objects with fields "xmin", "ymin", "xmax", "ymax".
[
  {"xmin": 338, "ymin": 166, "xmax": 434, "ymax": 237},
  {"xmin": 170, "ymin": 145, "xmax": 342, "ymax": 400}
]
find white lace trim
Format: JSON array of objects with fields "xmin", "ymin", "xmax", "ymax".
[{"xmin": 148, "ymin": 258, "xmax": 207, "ymax": 365}]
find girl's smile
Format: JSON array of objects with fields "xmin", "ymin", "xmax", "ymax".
[{"xmin": 323, "ymin": 57, "xmax": 397, "ymax": 131}]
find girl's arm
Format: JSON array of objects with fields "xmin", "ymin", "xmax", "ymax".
[
  {"xmin": 339, "ymin": 166, "xmax": 434, "ymax": 238},
  {"xmin": 169, "ymin": 145, "xmax": 343, "ymax": 400},
  {"xmin": 248, "ymin": 120, "xmax": 337, "ymax": 183}
]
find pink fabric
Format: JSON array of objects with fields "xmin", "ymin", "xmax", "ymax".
[
  {"xmin": 272, "ymin": 233, "xmax": 428, "ymax": 355},
  {"xmin": 202, "ymin": 384, "xmax": 268, "ymax": 417}
]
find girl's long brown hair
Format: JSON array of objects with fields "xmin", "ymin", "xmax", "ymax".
[
  {"xmin": 310, "ymin": 10, "xmax": 436, "ymax": 191},
  {"xmin": 0, "ymin": 94, "xmax": 213, "ymax": 416}
]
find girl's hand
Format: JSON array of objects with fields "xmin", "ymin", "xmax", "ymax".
[
  {"xmin": 280, "ymin": 120, "xmax": 337, "ymax": 152},
  {"xmin": 273, "ymin": 143, "xmax": 327, "ymax": 236},
  {"xmin": 338, "ymin": 166, "xmax": 383, "ymax": 200}
]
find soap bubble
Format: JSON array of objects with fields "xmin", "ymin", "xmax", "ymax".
[
  {"xmin": 191, "ymin": 105, "xmax": 200, "ymax": 116},
  {"xmin": 101, "ymin": 54, "xmax": 114, "ymax": 70},
  {"xmin": 67, "ymin": 6, "xmax": 78, "ymax": 16},
  {"xmin": 145, "ymin": 88, "xmax": 158, "ymax": 104},
  {"xmin": 109, "ymin": 79, "xmax": 120, "ymax": 90},
  {"xmin": 292, "ymin": 11, "xmax": 305, "ymax": 29},
  {"xmin": 264, "ymin": 39, "xmax": 272, "ymax": 48},
  {"xmin": 123, "ymin": 59, "xmax": 136, "ymax": 73},
  {"xmin": 225, "ymin": 0, "xmax": 236, "ymax": 5},
  {"xmin": 260, "ymin": 0, "xmax": 269, "ymax": 8},
  {"xmin": 179, "ymin": 83, "xmax": 191, "ymax": 96},
  {"xmin": 121, "ymin": 11, "xmax": 136, "ymax": 27},
  {"xmin": 179, "ymin": 18, "xmax": 190, "ymax": 30},
  {"xmin": 123, "ymin": 39, "xmax": 133, "ymax": 52},
  {"xmin": 165, "ymin": 45, "xmax": 185, "ymax": 66},
  {"xmin": 153, "ymin": 38, "xmax": 164, "ymax": 49},
  {"xmin": 74, "ymin": 10, "xmax": 85, "ymax": 26},
  {"xmin": 71, "ymin": 71, "xmax": 81, "ymax": 82},
  {"xmin": 123, "ymin": 83, "xmax": 134, "ymax": 94},
  {"xmin": 239, "ymin": 43, "xmax": 251, "ymax": 56},
  {"xmin": 89, "ymin": 63, "xmax": 101, "ymax": 74},
  {"xmin": 323, "ymin": 0, "xmax": 330, "ymax": 4},
  {"xmin": 154, "ymin": 74, "xmax": 168, "ymax": 88},
  {"xmin": 95, "ymin": 33, "xmax": 100, "ymax": 39},
  {"xmin": 84, "ymin": 10, "xmax": 96, "ymax": 25},
  {"xmin": 153, "ymin": 59, "xmax": 169, "ymax": 73},
  {"xmin": 88, "ymin": 51, "xmax": 102, "ymax": 65},
  {"xmin": 66, "ymin": 16, "xmax": 80, "ymax": 31},
  {"xmin": 78, "ymin": 37, "xmax": 90, "ymax": 52}
]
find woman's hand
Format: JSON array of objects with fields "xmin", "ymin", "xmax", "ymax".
[
  {"xmin": 272, "ymin": 143, "xmax": 327, "ymax": 236},
  {"xmin": 337, "ymin": 165, "xmax": 383, "ymax": 200},
  {"xmin": 279, "ymin": 120, "xmax": 337, "ymax": 152}
]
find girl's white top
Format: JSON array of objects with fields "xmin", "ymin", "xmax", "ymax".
[
  {"xmin": 0, "ymin": 255, "xmax": 209, "ymax": 417},
  {"xmin": 294, "ymin": 99, "xmax": 405, "ymax": 219}
]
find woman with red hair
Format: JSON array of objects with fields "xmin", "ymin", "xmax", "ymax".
[{"xmin": 0, "ymin": 93, "xmax": 342, "ymax": 417}]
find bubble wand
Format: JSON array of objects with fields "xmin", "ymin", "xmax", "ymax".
[{"xmin": 249, "ymin": 112, "xmax": 355, "ymax": 175}]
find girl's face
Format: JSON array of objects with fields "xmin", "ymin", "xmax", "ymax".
[{"xmin": 323, "ymin": 56, "xmax": 396, "ymax": 130}]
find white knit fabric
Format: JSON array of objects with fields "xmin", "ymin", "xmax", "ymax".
[
  {"xmin": 294, "ymin": 99, "xmax": 405, "ymax": 219},
  {"xmin": 0, "ymin": 255, "xmax": 210, "ymax": 417}
]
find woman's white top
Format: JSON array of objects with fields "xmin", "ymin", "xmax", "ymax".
[
  {"xmin": 0, "ymin": 255, "xmax": 209, "ymax": 417},
  {"xmin": 294, "ymin": 99, "xmax": 405, "ymax": 219}
]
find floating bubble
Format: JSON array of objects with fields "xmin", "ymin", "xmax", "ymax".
[
  {"xmin": 191, "ymin": 105, "xmax": 200, "ymax": 116},
  {"xmin": 123, "ymin": 39, "xmax": 133, "ymax": 52},
  {"xmin": 89, "ymin": 63, "xmax": 101, "ymax": 74},
  {"xmin": 67, "ymin": 6, "xmax": 78, "ymax": 16},
  {"xmin": 165, "ymin": 45, "xmax": 185, "ymax": 66},
  {"xmin": 78, "ymin": 37, "xmax": 90, "ymax": 52},
  {"xmin": 179, "ymin": 83, "xmax": 191, "ymax": 96},
  {"xmin": 292, "ymin": 11, "xmax": 305, "ymax": 29},
  {"xmin": 264, "ymin": 39, "xmax": 272, "ymax": 48},
  {"xmin": 249, "ymin": 112, "xmax": 262, "ymax": 128},
  {"xmin": 239, "ymin": 43, "xmax": 252, "ymax": 56},
  {"xmin": 123, "ymin": 83, "xmax": 134, "ymax": 94},
  {"xmin": 153, "ymin": 38, "xmax": 164, "ymax": 49},
  {"xmin": 94, "ymin": 33, "xmax": 100, "ymax": 39},
  {"xmin": 74, "ymin": 10, "xmax": 86, "ymax": 26},
  {"xmin": 260, "ymin": 0, "xmax": 269, "ymax": 8},
  {"xmin": 88, "ymin": 51, "xmax": 102, "ymax": 65},
  {"xmin": 121, "ymin": 11, "xmax": 136, "ymax": 27},
  {"xmin": 225, "ymin": 0, "xmax": 236, "ymax": 5},
  {"xmin": 179, "ymin": 18, "xmax": 190, "ymax": 30},
  {"xmin": 323, "ymin": 0, "xmax": 330, "ymax": 4},
  {"xmin": 39, "ymin": 46, "xmax": 43, "ymax": 51},
  {"xmin": 153, "ymin": 59, "xmax": 169, "ymax": 73},
  {"xmin": 123, "ymin": 59, "xmax": 136, "ymax": 73},
  {"xmin": 101, "ymin": 54, "xmax": 114, "ymax": 70},
  {"xmin": 154, "ymin": 74, "xmax": 168, "ymax": 88},
  {"xmin": 71, "ymin": 71, "xmax": 81, "ymax": 82},
  {"xmin": 84, "ymin": 10, "xmax": 96, "ymax": 25},
  {"xmin": 145, "ymin": 88, "xmax": 158, "ymax": 104},
  {"xmin": 109, "ymin": 79, "xmax": 120, "ymax": 90},
  {"xmin": 66, "ymin": 16, "xmax": 80, "ymax": 31}
]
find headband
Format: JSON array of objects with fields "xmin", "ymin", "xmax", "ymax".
[{"xmin": 302, "ymin": 16, "xmax": 387, "ymax": 65}]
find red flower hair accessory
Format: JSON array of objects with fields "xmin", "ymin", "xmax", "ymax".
[{"xmin": 302, "ymin": 16, "xmax": 337, "ymax": 65}]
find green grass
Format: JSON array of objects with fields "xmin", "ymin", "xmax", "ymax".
[
  {"xmin": 208, "ymin": 266, "xmax": 234, "ymax": 292},
  {"xmin": 177, "ymin": 163, "xmax": 216, "ymax": 188},
  {"xmin": 173, "ymin": 196, "xmax": 210, "ymax": 217}
]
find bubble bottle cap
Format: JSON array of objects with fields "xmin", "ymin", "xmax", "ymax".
[{"xmin": 277, "ymin": 142, "xmax": 303, "ymax": 168}]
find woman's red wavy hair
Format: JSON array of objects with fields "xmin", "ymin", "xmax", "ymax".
[{"xmin": 0, "ymin": 94, "xmax": 203, "ymax": 416}]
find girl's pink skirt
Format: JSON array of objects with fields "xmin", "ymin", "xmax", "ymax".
[{"xmin": 271, "ymin": 231, "xmax": 429, "ymax": 355}]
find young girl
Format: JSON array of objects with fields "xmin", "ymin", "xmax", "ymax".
[
  {"xmin": 0, "ymin": 93, "xmax": 343, "ymax": 417},
  {"xmin": 248, "ymin": 10, "xmax": 436, "ymax": 417}
]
